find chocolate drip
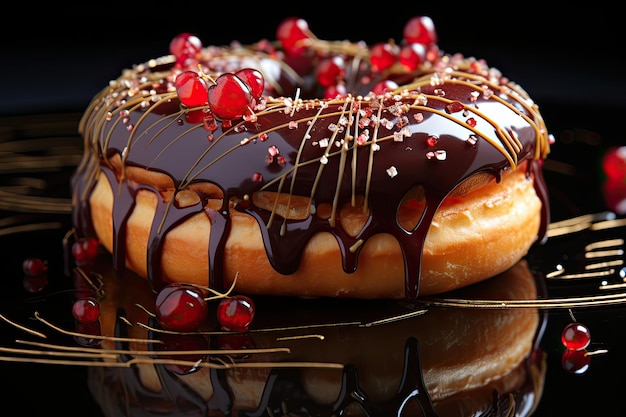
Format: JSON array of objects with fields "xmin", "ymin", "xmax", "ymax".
[
  {"xmin": 205, "ymin": 207, "xmax": 230, "ymax": 292},
  {"xmin": 72, "ymin": 50, "xmax": 551, "ymax": 300},
  {"xmin": 147, "ymin": 197, "xmax": 203, "ymax": 292},
  {"xmin": 102, "ymin": 169, "xmax": 134, "ymax": 275}
]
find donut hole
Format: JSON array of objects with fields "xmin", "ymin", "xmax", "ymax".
[{"xmin": 397, "ymin": 185, "xmax": 426, "ymax": 231}]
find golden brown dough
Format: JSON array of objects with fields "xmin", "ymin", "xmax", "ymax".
[{"xmin": 89, "ymin": 161, "xmax": 541, "ymax": 298}]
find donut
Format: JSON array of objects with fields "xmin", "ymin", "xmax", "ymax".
[
  {"xmin": 85, "ymin": 258, "xmax": 546, "ymax": 416},
  {"xmin": 71, "ymin": 16, "xmax": 552, "ymax": 299}
]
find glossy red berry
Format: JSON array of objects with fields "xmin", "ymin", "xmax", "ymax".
[
  {"xmin": 207, "ymin": 73, "xmax": 254, "ymax": 121},
  {"xmin": 398, "ymin": 43, "xmax": 426, "ymax": 71},
  {"xmin": 324, "ymin": 83, "xmax": 347, "ymax": 100},
  {"xmin": 276, "ymin": 17, "xmax": 311, "ymax": 55},
  {"xmin": 602, "ymin": 146, "xmax": 626, "ymax": 181},
  {"xmin": 603, "ymin": 178, "xmax": 626, "ymax": 215},
  {"xmin": 235, "ymin": 68, "xmax": 265, "ymax": 99},
  {"xmin": 175, "ymin": 71, "xmax": 209, "ymax": 108},
  {"xmin": 561, "ymin": 348, "xmax": 590, "ymax": 374},
  {"xmin": 72, "ymin": 297, "xmax": 100, "ymax": 324},
  {"xmin": 71, "ymin": 237, "xmax": 99, "ymax": 264},
  {"xmin": 216, "ymin": 295, "xmax": 255, "ymax": 331},
  {"xmin": 371, "ymin": 80, "xmax": 399, "ymax": 95},
  {"xmin": 561, "ymin": 322, "xmax": 591, "ymax": 350},
  {"xmin": 22, "ymin": 257, "xmax": 48, "ymax": 277},
  {"xmin": 369, "ymin": 42, "xmax": 398, "ymax": 73},
  {"xmin": 316, "ymin": 56, "xmax": 345, "ymax": 87},
  {"xmin": 155, "ymin": 283, "xmax": 209, "ymax": 332},
  {"xmin": 169, "ymin": 33, "xmax": 202, "ymax": 68},
  {"xmin": 403, "ymin": 16, "xmax": 437, "ymax": 46}
]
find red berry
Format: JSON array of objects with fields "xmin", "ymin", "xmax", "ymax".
[
  {"xmin": 207, "ymin": 73, "xmax": 254, "ymax": 121},
  {"xmin": 403, "ymin": 16, "xmax": 437, "ymax": 46},
  {"xmin": 398, "ymin": 43, "xmax": 426, "ymax": 71},
  {"xmin": 22, "ymin": 257, "xmax": 48, "ymax": 277},
  {"xmin": 72, "ymin": 297, "xmax": 100, "ymax": 324},
  {"xmin": 155, "ymin": 283, "xmax": 208, "ymax": 332},
  {"xmin": 603, "ymin": 178, "xmax": 626, "ymax": 215},
  {"xmin": 175, "ymin": 71, "xmax": 209, "ymax": 108},
  {"xmin": 602, "ymin": 146, "xmax": 626, "ymax": 181},
  {"xmin": 561, "ymin": 348, "xmax": 590, "ymax": 374},
  {"xmin": 71, "ymin": 237, "xmax": 99, "ymax": 264},
  {"xmin": 371, "ymin": 80, "xmax": 399, "ymax": 95},
  {"xmin": 276, "ymin": 17, "xmax": 311, "ymax": 55},
  {"xmin": 316, "ymin": 56, "xmax": 345, "ymax": 88},
  {"xmin": 369, "ymin": 42, "xmax": 398, "ymax": 73},
  {"xmin": 235, "ymin": 68, "xmax": 265, "ymax": 99},
  {"xmin": 324, "ymin": 83, "xmax": 347, "ymax": 100},
  {"xmin": 216, "ymin": 295, "xmax": 255, "ymax": 331},
  {"xmin": 169, "ymin": 33, "xmax": 202, "ymax": 68},
  {"xmin": 561, "ymin": 322, "xmax": 591, "ymax": 350}
]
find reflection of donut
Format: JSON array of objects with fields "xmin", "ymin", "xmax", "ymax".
[
  {"xmin": 87, "ymin": 259, "xmax": 546, "ymax": 416},
  {"xmin": 71, "ymin": 16, "xmax": 552, "ymax": 299}
]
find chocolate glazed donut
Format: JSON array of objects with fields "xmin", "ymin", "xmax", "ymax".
[{"xmin": 71, "ymin": 17, "xmax": 551, "ymax": 300}]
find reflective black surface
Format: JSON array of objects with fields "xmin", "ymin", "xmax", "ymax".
[
  {"xmin": 1, "ymin": 7, "xmax": 625, "ymax": 415},
  {"xmin": 0, "ymin": 97, "xmax": 625, "ymax": 416}
]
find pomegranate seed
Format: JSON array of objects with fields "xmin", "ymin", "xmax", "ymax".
[
  {"xmin": 71, "ymin": 237, "xmax": 99, "ymax": 264},
  {"xmin": 602, "ymin": 146, "xmax": 626, "ymax": 181},
  {"xmin": 235, "ymin": 68, "xmax": 265, "ymax": 99},
  {"xmin": 398, "ymin": 43, "xmax": 426, "ymax": 71},
  {"xmin": 156, "ymin": 332, "xmax": 208, "ymax": 374},
  {"xmin": 207, "ymin": 73, "xmax": 254, "ymax": 121},
  {"xmin": 169, "ymin": 33, "xmax": 202, "ymax": 68},
  {"xmin": 403, "ymin": 16, "xmax": 438, "ymax": 46},
  {"xmin": 324, "ymin": 83, "xmax": 347, "ymax": 99},
  {"xmin": 603, "ymin": 178, "xmax": 626, "ymax": 215},
  {"xmin": 561, "ymin": 349, "xmax": 590, "ymax": 374},
  {"xmin": 175, "ymin": 71, "xmax": 209, "ymax": 108},
  {"xmin": 276, "ymin": 17, "xmax": 311, "ymax": 55},
  {"xmin": 445, "ymin": 101, "xmax": 465, "ymax": 114},
  {"xmin": 371, "ymin": 80, "xmax": 399, "ymax": 95},
  {"xmin": 22, "ymin": 257, "xmax": 48, "ymax": 277},
  {"xmin": 561, "ymin": 322, "xmax": 591, "ymax": 350},
  {"xmin": 316, "ymin": 56, "xmax": 345, "ymax": 88},
  {"xmin": 369, "ymin": 42, "xmax": 398, "ymax": 73},
  {"xmin": 216, "ymin": 295, "xmax": 255, "ymax": 331},
  {"xmin": 155, "ymin": 283, "xmax": 209, "ymax": 332},
  {"xmin": 72, "ymin": 297, "xmax": 100, "ymax": 324}
]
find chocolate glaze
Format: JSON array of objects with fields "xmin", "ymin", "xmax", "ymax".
[{"xmin": 71, "ymin": 40, "xmax": 551, "ymax": 299}]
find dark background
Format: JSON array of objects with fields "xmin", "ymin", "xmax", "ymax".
[
  {"xmin": 2, "ymin": 5, "xmax": 626, "ymax": 417},
  {"xmin": 1, "ymin": 6, "xmax": 624, "ymax": 117}
]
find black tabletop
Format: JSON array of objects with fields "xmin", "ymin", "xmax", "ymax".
[{"xmin": 1, "ymin": 5, "xmax": 626, "ymax": 416}]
